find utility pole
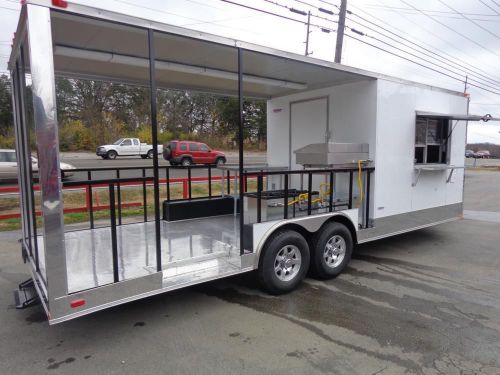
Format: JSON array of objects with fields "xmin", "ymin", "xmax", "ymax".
[
  {"xmin": 305, "ymin": 11, "xmax": 311, "ymax": 56},
  {"xmin": 335, "ymin": 0, "xmax": 347, "ymax": 63}
]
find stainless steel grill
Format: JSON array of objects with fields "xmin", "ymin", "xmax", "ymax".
[{"xmin": 294, "ymin": 142, "xmax": 369, "ymax": 167}]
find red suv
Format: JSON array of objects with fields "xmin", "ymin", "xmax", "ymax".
[{"xmin": 163, "ymin": 141, "xmax": 226, "ymax": 166}]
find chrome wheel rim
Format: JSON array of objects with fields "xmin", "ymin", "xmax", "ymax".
[
  {"xmin": 274, "ymin": 245, "xmax": 301, "ymax": 282},
  {"xmin": 324, "ymin": 235, "xmax": 346, "ymax": 268}
]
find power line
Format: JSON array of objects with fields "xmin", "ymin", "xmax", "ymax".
[
  {"xmin": 437, "ymin": 0, "xmax": 500, "ymax": 39},
  {"xmin": 345, "ymin": 32, "xmax": 500, "ymax": 96},
  {"xmin": 345, "ymin": 7, "xmax": 500, "ymax": 88},
  {"xmin": 364, "ymin": 3, "xmax": 500, "ymax": 17},
  {"xmin": 352, "ymin": 0, "xmax": 500, "ymax": 81},
  {"xmin": 345, "ymin": 25, "xmax": 500, "ymax": 93},
  {"xmin": 291, "ymin": 0, "xmax": 500, "ymax": 88},
  {"xmin": 399, "ymin": 0, "xmax": 500, "ymax": 59},
  {"xmin": 477, "ymin": 0, "xmax": 500, "ymax": 16}
]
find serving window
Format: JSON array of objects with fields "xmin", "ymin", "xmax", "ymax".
[{"xmin": 414, "ymin": 116, "xmax": 450, "ymax": 164}]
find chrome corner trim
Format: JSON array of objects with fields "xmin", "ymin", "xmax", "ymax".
[
  {"xmin": 27, "ymin": 4, "xmax": 68, "ymax": 299},
  {"xmin": 357, "ymin": 203, "xmax": 463, "ymax": 244}
]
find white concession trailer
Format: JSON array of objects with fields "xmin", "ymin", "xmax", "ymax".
[{"xmin": 8, "ymin": 1, "xmax": 491, "ymax": 324}]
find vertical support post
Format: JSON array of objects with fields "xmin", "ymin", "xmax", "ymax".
[
  {"xmin": 166, "ymin": 166, "xmax": 170, "ymax": 201},
  {"xmin": 238, "ymin": 47, "xmax": 245, "ymax": 255},
  {"xmin": 88, "ymin": 170, "xmax": 94, "ymax": 229},
  {"xmin": 305, "ymin": 11, "xmax": 311, "ymax": 56},
  {"xmin": 208, "ymin": 166, "xmax": 212, "ymax": 198},
  {"xmin": 335, "ymin": 0, "xmax": 347, "ymax": 63},
  {"xmin": 13, "ymin": 61, "xmax": 33, "ymax": 260},
  {"xmin": 329, "ymin": 171, "xmax": 334, "ymax": 212},
  {"xmin": 187, "ymin": 166, "xmax": 192, "ymax": 199},
  {"xmin": 307, "ymin": 172, "xmax": 312, "ymax": 215},
  {"xmin": 365, "ymin": 170, "xmax": 371, "ymax": 228},
  {"xmin": 283, "ymin": 174, "xmax": 289, "ymax": 219},
  {"xmin": 142, "ymin": 168, "xmax": 147, "ymax": 222},
  {"xmin": 116, "ymin": 169, "xmax": 122, "ymax": 225},
  {"xmin": 109, "ymin": 184, "xmax": 119, "ymax": 283},
  {"xmin": 257, "ymin": 174, "xmax": 263, "ymax": 223},
  {"xmin": 148, "ymin": 28, "xmax": 162, "ymax": 272},
  {"xmin": 348, "ymin": 171, "xmax": 353, "ymax": 209},
  {"xmin": 27, "ymin": 5, "xmax": 67, "ymax": 297},
  {"xmin": 19, "ymin": 45, "xmax": 39, "ymax": 265},
  {"xmin": 227, "ymin": 170, "xmax": 231, "ymax": 194}
]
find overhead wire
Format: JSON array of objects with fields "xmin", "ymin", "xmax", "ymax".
[
  {"xmin": 349, "ymin": 0, "xmax": 500, "ymax": 83},
  {"xmin": 436, "ymin": 0, "xmax": 500, "ymax": 39},
  {"xmin": 399, "ymin": 0, "xmax": 500, "ymax": 59},
  {"xmin": 267, "ymin": 0, "xmax": 500, "ymax": 91}
]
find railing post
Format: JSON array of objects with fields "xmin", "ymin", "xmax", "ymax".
[
  {"xmin": 142, "ymin": 168, "xmax": 147, "ymax": 222},
  {"xmin": 166, "ymin": 166, "xmax": 170, "ymax": 201},
  {"xmin": 116, "ymin": 169, "xmax": 122, "ymax": 225},
  {"xmin": 348, "ymin": 171, "xmax": 353, "ymax": 209},
  {"xmin": 87, "ymin": 170, "xmax": 94, "ymax": 229},
  {"xmin": 208, "ymin": 166, "xmax": 212, "ymax": 198},
  {"xmin": 283, "ymin": 174, "xmax": 288, "ymax": 219},
  {"xmin": 329, "ymin": 171, "xmax": 334, "ymax": 212},
  {"xmin": 188, "ymin": 166, "xmax": 192, "ymax": 199},
  {"xmin": 257, "ymin": 174, "xmax": 263, "ymax": 223},
  {"xmin": 109, "ymin": 184, "xmax": 119, "ymax": 283},
  {"xmin": 365, "ymin": 170, "xmax": 371, "ymax": 228},
  {"xmin": 307, "ymin": 172, "xmax": 312, "ymax": 216}
]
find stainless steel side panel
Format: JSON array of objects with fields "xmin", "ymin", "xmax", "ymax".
[
  {"xmin": 357, "ymin": 203, "xmax": 463, "ymax": 243},
  {"xmin": 50, "ymin": 272, "xmax": 163, "ymax": 325},
  {"xmin": 27, "ymin": 5, "xmax": 67, "ymax": 300}
]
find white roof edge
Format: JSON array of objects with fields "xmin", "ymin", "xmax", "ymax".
[{"xmin": 10, "ymin": 0, "xmax": 464, "ymax": 98}]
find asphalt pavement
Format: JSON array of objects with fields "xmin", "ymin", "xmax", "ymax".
[{"xmin": 0, "ymin": 169, "xmax": 500, "ymax": 373}]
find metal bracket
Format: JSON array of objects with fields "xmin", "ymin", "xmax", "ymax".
[
  {"xmin": 446, "ymin": 168, "xmax": 455, "ymax": 183},
  {"xmin": 412, "ymin": 169, "xmax": 422, "ymax": 187}
]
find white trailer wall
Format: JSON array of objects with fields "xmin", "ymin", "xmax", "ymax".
[
  {"xmin": 267, "ymin": 79, "xmax": 377, "ymax": 168},
  {"xmin": 373, "ymin": 79, "xmax": 468, "ymax": 219}
]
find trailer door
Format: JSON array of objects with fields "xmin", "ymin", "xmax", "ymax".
[{"xmin": 290, "ymin": 97, "xmax": 329, "ymax": 169}]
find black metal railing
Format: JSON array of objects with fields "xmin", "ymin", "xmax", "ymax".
[{"xmin": 242, "ymin": 166, "xmax": 375, "ymax": 228}]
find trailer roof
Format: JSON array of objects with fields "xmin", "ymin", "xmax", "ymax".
[{"xmin": 10, "ymin": 1, "xmax": 465, "ymax": 98}]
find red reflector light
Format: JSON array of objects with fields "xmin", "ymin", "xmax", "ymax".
[
  {"xmin": 70, "ymin": 299, "xmax": 85, "ymax": 308},
  {"xmin": 52, "ymin": 0, "xmax": 68, "ymax": 8}
]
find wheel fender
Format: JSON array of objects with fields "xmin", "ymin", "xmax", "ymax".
[{"xmin": 252, "ymin": 212, "xmax": 357, "ymax": 269}]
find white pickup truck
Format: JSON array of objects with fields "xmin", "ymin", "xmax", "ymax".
[{"xmin": 96, "ymin": 138, "xmax": 163, "ymax": 160}]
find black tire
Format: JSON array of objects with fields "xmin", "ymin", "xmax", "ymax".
[
  {"xmin": 140, "ymin": 155, "xmax": 147, "ymax": 159},
  {"xmin": 107, "ymin": 150, "xmax": 117, "ymax": 160},
  {"xmin": 215, "ymin": 157, "xmax": 226, "ymax": 166},
  {"xmin": 310, "ymin": 222, "xmax": 353, "ymax": 279},
  {"xmin": 181, "ymin": 158, "xmax": 192, "ymax": 167},
  {"xmin": 101, "ymin": 156, "xmax": 107, "ymax": 160},
  {"xmin": 147, "ymin": 150, "xmax": 154, "ymax": 159},
  {"xmin": 258, "ymin": 230, "xmax": 310, "ymax": 295}
]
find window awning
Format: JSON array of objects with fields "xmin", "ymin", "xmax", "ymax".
[{"xmin": 416, "ymin": 111, "xmax": 499, "ymax": 122}]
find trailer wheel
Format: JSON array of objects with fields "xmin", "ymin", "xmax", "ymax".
[
  {"xmin": 107, "ymin": 150, "xmax": 117, "ymax": 160},
  {"xmin": 147, "ymin": 150, "xmax": 154, "ymax": 159},
  {"xmin": 310, "ymin": 222, "xmax": 353, "ymax": 279},
  {"xmin": 258, "ymin": 230, "xmax": 310, "ymax": 295}
]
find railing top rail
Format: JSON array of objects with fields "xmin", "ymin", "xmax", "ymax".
[
  {"xmin": 70, "ymin": 164, "xmax": 214, "ymax": 173},
  {"xmin": 243, "ymin": 166, "xmax": 375, "ymax": 176},
  {"xmin": 63, "ymin": 176, "xmax": 154, "ymax": 187}
]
